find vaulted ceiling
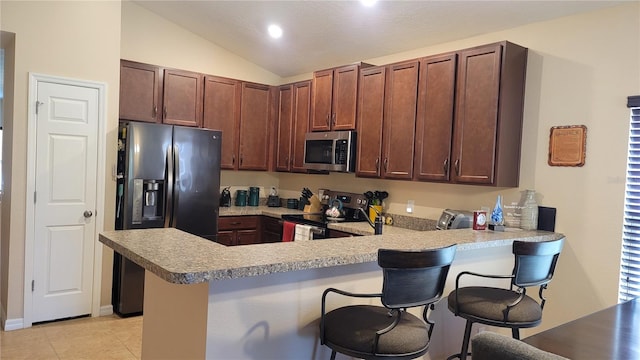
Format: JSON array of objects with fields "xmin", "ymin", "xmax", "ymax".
[{"xmin": 133, "ymin": 1, "xmax": 625, "ymax": 77}]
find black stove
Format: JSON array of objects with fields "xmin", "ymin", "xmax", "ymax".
[{"xmin": 282, "ymin": 190, "xmax": 370, "ymax": 238}]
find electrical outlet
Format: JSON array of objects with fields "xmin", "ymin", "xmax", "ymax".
[{"xmin": 406, "ymin": 200, "xmax": 414, "ymax": 213}]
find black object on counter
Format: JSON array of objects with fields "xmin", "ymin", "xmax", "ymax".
[
  {"xmin": 268, "ymin": 195, "xmax": 280, "ymax": 207},
  {"xmin": 374, "ymin": 216, "xmax": 383, "ymax": 235},
  {"xmin": 220, "ymin": 187, "xmax": 231, "ymax": 207}
]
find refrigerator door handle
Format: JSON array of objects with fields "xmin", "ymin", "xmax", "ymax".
[
  {"xmin": 172, "ymin": 144, "xmax": 180, "ymax": 227},
  {"xmin": 164, "ymin": 145, "xmax": 174, "ymax": 228}
]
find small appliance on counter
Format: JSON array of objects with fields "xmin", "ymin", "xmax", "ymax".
[
  {"xmin": 267, "ymin": 187, "xmax": 280, "ymax": 207},
  {"xmin": 220, "ymin": 187, "xmax": 231, "ymax": 207},
  {"xmin": 437, "ymin": 209, "xmax": 474, "ymax": 230}
]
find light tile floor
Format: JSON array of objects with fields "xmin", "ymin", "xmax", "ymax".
[{"xmin": 0, "ymin": 315, "xmax": 142, "ymax": 359}]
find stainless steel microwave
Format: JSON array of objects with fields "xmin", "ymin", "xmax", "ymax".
[{"xmin": 303, "ymin": 131, "xmax": 357, "ymax": 173}]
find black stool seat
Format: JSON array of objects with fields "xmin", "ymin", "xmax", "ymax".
[
  {"xmin": 319, "ymin": 245, "xmax": 457, "ymax": 360},
  {"xmin": 323, "ymin": 305, "xmax": 429, "ymax": 357},
  {"xmin": 447, "ymin": 287, "xmax": 542, "ymax": 326},
  {"xmin": 446, "ymin": 238, "xmax": 565, "ymax": 360}
]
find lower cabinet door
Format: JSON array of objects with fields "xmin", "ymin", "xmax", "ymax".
[
  {"xmin": 236, "ymin": 229, "xmax": 261, "ymax": 245},
  {"xmin": 216, "ymin": 231, "xmax": 235, "ymax": 246}
]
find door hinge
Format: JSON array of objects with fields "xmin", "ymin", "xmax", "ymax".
[{"xmin": 31, "ymin": 280, "xmax": 35, "ymax": 292}]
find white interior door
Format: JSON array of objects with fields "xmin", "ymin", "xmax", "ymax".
[{"xmin": 32, "ymin": 80, "xmax": 99, "ymax": 323}]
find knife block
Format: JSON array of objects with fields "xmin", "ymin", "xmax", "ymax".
[{"xmin": 303, "ymin": 195, "xmax": 322, "ymax": 213}]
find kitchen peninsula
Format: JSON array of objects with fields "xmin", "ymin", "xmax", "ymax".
[{"xmin": 99, "ymin": 225, "xmax": 564, "ymax": 359}]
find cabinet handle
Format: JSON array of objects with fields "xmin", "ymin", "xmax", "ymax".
[
  {"xmin": 163, "ymin": 106, "xmax": 167, "ymax": 119},
  {"xmin": 325, "ymin": 114, "xmax": 330, "ymax": 127},
  {"xmin": 384, "ymin": 158, "xmax": 388, "ymax": 171},
  {"xmin": 331, "ymin": 113, "xmax": 336, "ymax": 126},
  {"xmin": 231, "ymin": 222, "xmax": 241, "ymax": 225},
  {"xmin": 153, "ymin": 106, "xmax": 157, "ymax": 118},
  {"xmin": 443, "ymin": 158, "xmax": 449, "ymax": 177},
  {"xmin": 240, "ymin": 154, "xmax": 243, "ymax": 166},
  {"xmin": 454, "ymin": 159, "xmax": 460, "ymax": 176},
  {"xmin": 375, "ymin": 158, "xmax": 379, "ymax": 170},
  {"xmin": 232, "ymin": 154, "xmax": 235, "ymax": 165}
]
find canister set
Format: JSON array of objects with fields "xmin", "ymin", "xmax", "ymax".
[{"xmin": 235, "ymin": 187, "xmax": 260, "ymax": 207}]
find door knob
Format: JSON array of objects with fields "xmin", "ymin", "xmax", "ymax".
[{"xmin": 83, "ymin": 210, "xmax": 93, "ymax": 218}]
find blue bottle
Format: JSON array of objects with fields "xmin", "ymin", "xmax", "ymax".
[{"xmin": 491, "ymin": 195, "xmax": 504, "ymax": 225}]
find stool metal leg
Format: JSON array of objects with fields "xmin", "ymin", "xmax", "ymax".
[
  {"xmin": 512, "ymin": 327, "xmax": 520, "ymax": 339},
  {"xmin": 459, "ymin": 320, "xmax": 473, "ymax": 360}
]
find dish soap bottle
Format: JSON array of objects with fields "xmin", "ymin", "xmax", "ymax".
[{"xmin": 520, "ymin": 190, "xmax": 539, "ymax": 230}]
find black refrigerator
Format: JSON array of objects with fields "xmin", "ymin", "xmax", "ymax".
[{"xmin": 113, "ymin": 121, "xmax": 221, "ymax": 316}]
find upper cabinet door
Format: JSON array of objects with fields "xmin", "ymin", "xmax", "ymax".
[
  {"xmin": 162, "ymin": 69, "xmax": 203, "ymax": 127},
  {"xmin": 381, "ymin": 60, "xmax": 419, "ymax": 180},
  {"xmin": 239, "ymin": 82, "xmax": 272, "ymax": 171},
  {"xmin": 311, "ymin": 69, "xmax": 333, "ymax": 131},
  {"xmin": 310, "ymin": 64, "xmax": 361, "ymax": 132},
  {"xmin": 331, "ymin": 64, "xmax": 359, "ymax": 131},
  {"xmin": 413, "ymin": 53, "xmax": 457, "ymax": 182},
  {"xmin": 291, "ymin": 81, "xmax": 312, "ymax": 173},
  {"xmin": 203, "ymin": 75, "xmax": 241, "ymax": 170},
  {"xmin": 451, "ymin": 41, "xmax": 527, "ymax": 187},
  {"xmin": 119, "ymin": 60, "xmax": 162, "ymax": 123},
  {"xmin": 356, "ymin": 66, "xmax": 386, "ymax": 178},
  {"xmin": 276, "ymin": 84, "xmax": 293, "ymax": 172}
]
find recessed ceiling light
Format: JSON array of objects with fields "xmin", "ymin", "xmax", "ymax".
[
  {"xmin": 360, "ymin": 0, "xmax": 377, "ymax": 7},
  {"xmin": 268, "ymin": 24, "xmax": 283, "ymax": 39}
]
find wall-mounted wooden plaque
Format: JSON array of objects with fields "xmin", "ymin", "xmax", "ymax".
[{"xmin": 548, "ymin": 125, "xmax": 587, "ymax": 166}]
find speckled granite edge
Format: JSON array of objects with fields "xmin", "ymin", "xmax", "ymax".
[{"xmin": 99, "ymin": 227, "xmax": 565, "ymax": 285}]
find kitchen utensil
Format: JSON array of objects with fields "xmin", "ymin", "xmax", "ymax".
[
  {"xmin": 220, "ymin": 187, "xmax": 231, "ymax": 207},
  {"xmin": 325, "ymin": 199, "xmax": 345, "ymax": 219}
]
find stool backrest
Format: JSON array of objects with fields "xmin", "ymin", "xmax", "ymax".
[
  {"xmin": 512, "ymin": 239, "xmax": 564, "ymax": 288},
  {"xmin": 378, "ymin": 245, "xmax": 457, "ymax": 309}
]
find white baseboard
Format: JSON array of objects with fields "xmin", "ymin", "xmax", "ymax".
[
  {"xmin": 99, "ymin": 305, "xmax": 113, "ymax": 317},
  {"xmin": 3, "ymin": 317, "xmax": 25, "ymax": 331},
  {"xmin": 0, "ymin": 306, "xmax": 23, "ymax": 331}
]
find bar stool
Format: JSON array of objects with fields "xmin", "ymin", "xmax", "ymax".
[
  {"xmin": 446, "ymin": 238, "xmax": 564, "ymax": 360},
  {"xmin": 320, "ymin": 245, "xmax": 457, "ymax": 360}
]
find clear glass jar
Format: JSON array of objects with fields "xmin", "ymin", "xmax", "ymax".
[{"xmin": 520, "ymin": 190, "xmax": 539, "ymax": 230}]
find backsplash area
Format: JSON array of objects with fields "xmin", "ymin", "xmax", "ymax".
[{"xmin": 222, "ymin": 170, "xmax": 534, "ymax": 222}]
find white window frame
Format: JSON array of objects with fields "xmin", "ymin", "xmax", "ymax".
[{"xmin": 620, "ymin": 96, "xmax": 640, "ymax": 302}]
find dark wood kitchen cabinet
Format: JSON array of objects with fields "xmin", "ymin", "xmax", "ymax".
[
  {"xmin": 162, "ymin": 69, "xmax": 203, "ymax": 127},
  {"xmin": 217, "ymin": 216, "xmax": 261, "ymax": 246},
  {"xmin": 450, "ymin": 41, "xmax": 527, "ymax": 187},
  {"xmin": 238, "ymin": 82, "xmax": 272, "ymax": 171},
  {"xmin": 276, "ymin": 80, "xmax": 311, "ymax": 172},
  {"xmin": 203, "ymin": 75, "xmax": 241, "ymax": 169},
  {"xmin": 413, "ymin": 53, "xmax": 457, "ymax": 182},
  {"xmin": 119, "ymin": 60, "xmax": 202, "ymax": 127},
  {"xmin": 291, "ymin": 81, "xmax": 312, "ymax": 172},
  {"xmin": 355, "ymin": 66, "xmax": 386, "ymax": 177},
  {"xmin": 276, "ymin": 84, "xmax": 293, "ymax": 171},
  {"xmin": 261, "ymin": 216, "xmax": 283, "ymax": 243},
  {"xmin": 356, "ymin": 60, "xmax": 419, "ymax": 180},
  {"xmin": 311, "ymin": 64, "xmax": 362, "ymax": 131},
  {"xmin": 119, "ymin": 60, "xmax": 163, "ymax": 123},
  {"xmin": 381, "ymin": 60, "xmax": 419, "ymax": 180}
]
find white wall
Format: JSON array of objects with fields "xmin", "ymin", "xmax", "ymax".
[{"xmin": 0, "ymin": 0, "xmax": 122, "ymax": 324}]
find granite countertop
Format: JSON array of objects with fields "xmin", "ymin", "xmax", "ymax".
[{"xmin": 99, "ymin": 225, "xmax": 565, "ymax": 285}]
